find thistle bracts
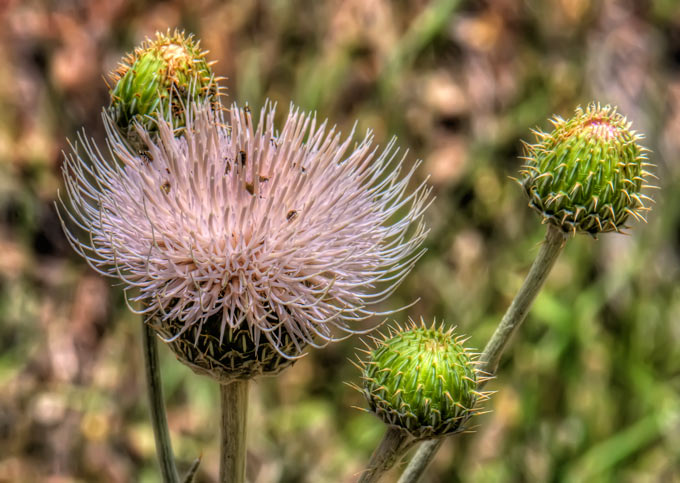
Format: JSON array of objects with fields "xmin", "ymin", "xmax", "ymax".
[
  {"xmin": 356, "ymin": 321, "xmax": 491, "ymax": 439},
  {"xmin": 153, "ymin": 314, "xmax": 300, "ymax": 384},
  {"xmin": 519, "ymin": 104, "xmax": 655, "ymax": 235},
  {"xmin": 108, "ymin": 29, "xmax": 221, "ymax": 148}
]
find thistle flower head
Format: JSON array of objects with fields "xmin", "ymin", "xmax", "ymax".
[
  {"xmin": 59, "ymin": 100, "xmax": 431, "ymax": 382},
  {"xmin": 108, "ymin": 29, "xmax": 221, "ymax": 149},
  {"xmin": 354, "ymin": 320, "xmax": 490, "ymax": 439},
  {"xmin": 519, "ymin": 103, "xmax": 655, "ymax": 235}
]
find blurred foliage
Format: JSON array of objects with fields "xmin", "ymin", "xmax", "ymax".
[{"xmin": 0, "ymin": 0, "xmax": 679, "ymax": 482}]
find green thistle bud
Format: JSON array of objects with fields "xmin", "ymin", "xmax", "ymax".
[
  {"xmin": 519, "ymin": 104, "xmax": 655, "ymax": 235},
  {"xmin": 355, "ymin": 321, "xmax": 490, "ymax": 439},
  {"xmin": 108, "ymin": 29, "xmax": 221, "ymax": 148}
]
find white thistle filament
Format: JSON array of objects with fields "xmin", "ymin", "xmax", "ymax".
[{"xmin": 59, "ymin": 101, "xmax": 431, "ymax": 356}]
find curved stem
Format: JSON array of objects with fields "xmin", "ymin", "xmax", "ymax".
[
  {"xmin": 359, "ymin": 426, "xmax": 416, "ymax": 483},
  {"xmin": 398, "ymin": 224, "xmax": 568, "ymax": 483},
  {"xmin": 219, "ymin": 380, "xmax": 249, "ymax": 483},
  {"xmin": 142, "ymin": 322, "xmax": 180, "ymax": 483},
  {"xmin": 478, "ymin": 223, "xmax": 567, "ymax": 378}
]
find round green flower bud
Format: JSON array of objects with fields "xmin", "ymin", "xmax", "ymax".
[
  {"xmin": 108, "ymin": 30, "xmax": 221, "ymax": 148},
  {"xmin": 519, "ymin": 104, "xmax": 655, "ymax": 235},
  {"xmin": 152, "ymin": 311, "xmax": 304, "ymax": 384},
  {"xmin": 357, "ymin": 321, "xmax": 488, "ymax": 439}
]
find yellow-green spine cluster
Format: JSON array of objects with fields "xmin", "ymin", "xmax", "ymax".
[
  {"xmin": 108, "ymin": 29, "xmax": 220, "ymax": 148},
  {"xmin": 357, "ymin": 322, "xmax": 488, "ymax": 439},
  {"xmin": 519, "ymin": 104, "xmax": 655, "ymax": 235}
]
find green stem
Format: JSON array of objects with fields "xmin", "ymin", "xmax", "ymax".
[
  {"xmin": 359, "ymin": 426, "xmax": 416, "ymax": 483},
  {"xmin": 142, "ymin": 322, "xmax": 180, "ymax": 483},
  {"xmin": 397, "ymin": 438, "xmax": 443, "ymax": 483},
  {"xmin": 398, "ymin": 224, "xmax": 568, "ymax": 483},
  {"xmin": 219, "ymin": 380, "xmax": 249, "ymax": 483},
  {"xmin": 478, "ymin": 223, "xmax": 567, "ymax": 378}
]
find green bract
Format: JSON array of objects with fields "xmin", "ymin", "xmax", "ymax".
[
  {"xmin": 359, "ymin": 322, "xmax": 487, "ymax": 439},
  {"xmin": 519, "ymin": 104, "xmax": 654, "ymax": 235},
  {"xmin": 108, "ymin": 30, "xmax": 220, "ymax": 148},
  {"xmin": 154, "ymin": 313, "xmax": 302, "ymax": 384}
]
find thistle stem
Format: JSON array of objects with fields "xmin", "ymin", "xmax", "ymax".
[
  {"xmin": 142, "ymin": 322, "xmax": 180, "ymax": 483},
  {"xmin": 478, "ymin": 223, "xmax": 567, "ymax": 378},
  {"xmin": 219, "ymin": 380, "xmax": 249, "ymax": 483},
  {"xmin": 397, "ymin": 439, "xmax": 442, "ymax": 483},
  {"xmin": 398, "ymin": 223, "xmax": 568, "ymax": 483},
  {"xmin": 359, "ymin": 426, "xmax": 415, "ymax": 483}
]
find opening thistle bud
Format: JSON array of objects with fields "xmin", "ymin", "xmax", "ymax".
[
  {"xmin": 107, "ymin": 29, "xmax": 221, "ymax": 148},
  {"xmin": 355, "ymin": 321, "xmax": 490, "ymax": 439},
  {"xmin": 519, "ymin": 104, "xmax": 655, "ymax": 235}
]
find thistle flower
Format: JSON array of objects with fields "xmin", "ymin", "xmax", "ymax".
[
  {"xmin": 354, "ymin": 320, "xmax": 491, "ymax": 439},
  {"xmin": 59, "ymin": 100, "xmax": 431, "ymax": 382},
  {"xmin": 519, "ymin": 104, "xmax": 655, "ymax": 235}
]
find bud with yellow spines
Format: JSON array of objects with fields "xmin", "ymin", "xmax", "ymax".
[
  {"xmin": 354, "ymin": 320, "xmax": 491, "ymax": 439},
  {"xmin": 107, "ymin": 29, "xmax": 222, "ymax": 148},
  {"xmin": 519, "ymin": 104, "xmax": 655, "ymax": 235}
]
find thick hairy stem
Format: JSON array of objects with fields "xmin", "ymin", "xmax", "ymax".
[
  {"xmin": 359, "ymin": 426, "xmax": 416, "ymax": 483},
  {"xmin": 219, "ymin": 380, "xmax": 249, "ymax": 483},
  {"xmin": 142, "ymin": 322, "xmax": 180, "ymax": 483},
  {"xmin": 398, "ymin": 224, "xmax": 568, "ymax": 483}
]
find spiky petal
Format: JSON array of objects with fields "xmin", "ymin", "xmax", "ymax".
[
  {"xmin": 58, "ymin": 100, "xmax": 431, "ymax": 380},
  {"xmin": 519, "ymin": 103, "xmax": 655, "ymax": 235}
]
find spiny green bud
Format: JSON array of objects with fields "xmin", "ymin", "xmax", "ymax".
[
  {"xmin": 519, "ymin": 104, "xmax": 656, "ymax": 235},
  {"xmin": 354, "ymin": 320, "xmax": 490, "ymax": 439},
  {"xmin": 153, "ymin": 313, "xmax": 303, "ymax": 384},
  {"xmin": 108, "ymin": 29, "xmax": 221, "ymax": 148}
]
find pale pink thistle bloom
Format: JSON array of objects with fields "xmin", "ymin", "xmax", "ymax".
[{"xmin": 59, "ymin": 100, "xmax": 431, "ymax": 370}]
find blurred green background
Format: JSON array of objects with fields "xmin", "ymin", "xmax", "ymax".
[{"xmin": 0, "ymin": 0, "xmax": 678, "ymax": 481}]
